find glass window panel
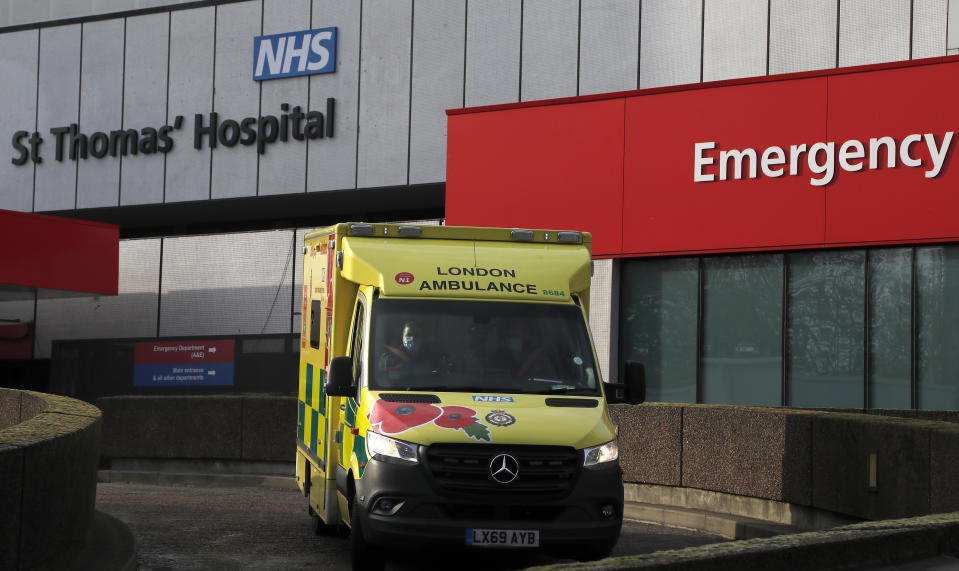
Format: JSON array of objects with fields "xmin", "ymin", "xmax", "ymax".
[
  {"xmin": 869, "ymin": 248, "xmax": 912, "ymax": 409},
  {"xmin": 620, "ymin": 258, "xmax": 698, "ymax": 403},
  {"xmin": 917, "ymin": 246, "xmax": 959, "ymax": 410},
  {"xmin": 702, "ymin": 254, "xmax": 783, "ymax": 406},
  {"xmin": 787, "ymin": 250, "xmax": 865, "ymax": 408}
]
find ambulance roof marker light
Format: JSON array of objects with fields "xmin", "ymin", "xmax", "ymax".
[
  {"xmin": 397, "ymin": 225, "xmax": 422, "ymax": 237},
  {"xmin": 557, "ymin": 231, "xmax": 580, "ymax": 243},
  {"xmin": 510, "ymin": 229, "xmax": 534, "ymax": 241},
  {"xmin": 350, "ymin": 224, "xmax": 375, "ymax": 236}
]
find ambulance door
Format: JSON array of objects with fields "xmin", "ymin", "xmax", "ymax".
[
  {"xmin": 334, "ymin": 293, "xmax": 367, "ymax": 520},
  {"xmin": 306, "ymin": 296, "xmax": 332, "ymax": 520}
]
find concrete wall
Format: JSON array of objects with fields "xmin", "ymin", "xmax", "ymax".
[
  {"xmin": 0, "ymin": 389, "xmax": 45, "ymax": 429},
  {"xmin": 821, "ymin": 408, "xmax": 959, "ymax": 424},
  {"xmin": 98, "ymin": 394, "xmax": 293, "ymax": 462},
  {"xmin": 573, "ymin": 512, "xmax": 959, "ymax": 570},
  {"xmin": 610, "ymin": 404, "xmax": 959, "ymax": 521},
  {"xmin": 96, "ymin": 394, "xmax": 959, "ymax": 522},
  {"xmin": 0, "ymin": 388, "xmax": 101, "ymax": 571}
]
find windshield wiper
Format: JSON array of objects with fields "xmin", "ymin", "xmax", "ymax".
[
  {"xmin": 395, "ymin": 385, "xmax": 451, "ymax": 392},
  {"xmin": 381, "ymin": 384, "xmax": 597, "ymax": 396},
  {"xmin": 542, "ymin": 386, "xmax": 599, "ymax": 396},
  {"xmin": 392, "ymin": 385, "xmax": 555, "ymax": 394},
  {"xmin": 395, "ymin": 385, "xmax": 511, "ymax": 393}
]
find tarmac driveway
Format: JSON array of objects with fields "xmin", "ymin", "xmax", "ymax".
[{"xmin": 96, "ymin": 481, "xmax": 725, "ymax": 570}]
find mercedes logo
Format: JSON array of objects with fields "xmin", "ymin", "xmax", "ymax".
[{"xmin": 489, "ymin": 453, "xmax": 519, "ymax": 484}]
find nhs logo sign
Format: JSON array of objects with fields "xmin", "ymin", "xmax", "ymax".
[
  {"xmin": 253, "ymin": 26, "xmax": 337, "ymax": 81},
  {"xmin": 473, "ymin": 396, "xmax": 514, "ymax": 403}
]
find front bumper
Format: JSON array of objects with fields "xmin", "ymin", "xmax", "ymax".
[{"xmin": 353, "ymin": 456, "xmax": 624, "ymax": 549}]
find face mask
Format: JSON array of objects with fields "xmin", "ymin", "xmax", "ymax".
[{"xmin": 403, "ymin": 335, "xmax": 419, "ymax": 353}]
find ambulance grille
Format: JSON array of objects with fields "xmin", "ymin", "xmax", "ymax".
[
  {"xmin": 442, "ymin": 503, "xmax": 565, "ymax": 521},
  {"xmin": 425, "ymin": 444, "xmax": 579, "ymax": 497}
]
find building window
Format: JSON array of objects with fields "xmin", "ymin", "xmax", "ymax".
[
  {"xmin": 702, "ymin": 254, "xmax": 783, "ymax": 406},
  {"xmin": 917, "ymin": 246, "xmax": 959, "ymax": 410},
  {"xmin": 786, "ymin": 250, "xmax": 865, "ymax": 408},
  {"xmin": 620, "ymin": 258, "xmax": 697, "ymax": 403},
  {"xmin": 619, "ymin": 244, "xmax": 949, "ymax": 409},
  {"xmin": 869, "ymin": 248, "xmax": 912, "ymax": 408}
]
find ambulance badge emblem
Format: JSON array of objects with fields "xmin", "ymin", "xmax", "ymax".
[{"xmin": 485, "ymin": 409, "xmax": 516, "ymax": 427}]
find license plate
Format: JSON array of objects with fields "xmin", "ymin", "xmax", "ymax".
[{"xmin": 466, "ymin": 528, "xmax": 539, "ymax": 547}]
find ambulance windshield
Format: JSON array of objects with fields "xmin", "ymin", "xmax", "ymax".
[{"xmin": 369, "ymin": 298, "xmax": 600, "ymax": 395}]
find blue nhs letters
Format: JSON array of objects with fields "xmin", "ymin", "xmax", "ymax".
[{"xmin": 253, "ymin": 27, "xmax": 337, "ymax": 81}]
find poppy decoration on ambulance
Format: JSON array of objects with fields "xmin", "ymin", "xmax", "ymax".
[{"xmin": 369, "ymin": 400, "xmax": 492, "ymax": 442}]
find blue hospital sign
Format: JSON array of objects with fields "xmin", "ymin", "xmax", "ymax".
[
  {"xmin": 134, "ymin": 340, "xmax": 235, "ymax": 387},
  {"xmin": 253, "ymin": 26, "xmax": 337, "ymax": 81}
]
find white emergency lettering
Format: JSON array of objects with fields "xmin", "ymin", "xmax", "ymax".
[{"xmin": 693, "ymin": 132, "xmax": 955, "ymax": 186}]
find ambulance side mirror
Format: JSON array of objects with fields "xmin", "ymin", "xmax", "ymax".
[
  {"xmin": 326, "ymin": 356, "xmax": 355, "ymax": 397},
  {"xmin": 606, "ymin": 361, "xmax": 646, "ymax": 405},
  {"xmin": 622, "ymin": 361, "xmax": 646, "ymax": 405}
]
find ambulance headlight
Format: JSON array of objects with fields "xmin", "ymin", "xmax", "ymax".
[
  {"xmin": 583, "ymin": 440, "xmax": 619, "ymax": 468},
  {"xmin": 367, "ymin": 431, "xmax": 419, "ymax": 465}
]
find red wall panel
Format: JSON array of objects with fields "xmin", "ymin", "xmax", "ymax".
[
  {"xmin": 446, "ymin": 57, "xmax": 959, "ymax": 258},
  {"xmin": 0, "ymin": 210, "xmax": 119, "ymax": 296},
  {"xmin": 446, "ymin": 99, "xmax": 626, "ymax": 256},
  {"xmin": 825, "ymin": 62, "xmax": 959, "ymax": 245},
  {"xmin": 623, "ymin": 78, "xmax": 827, "ymax": 254}
]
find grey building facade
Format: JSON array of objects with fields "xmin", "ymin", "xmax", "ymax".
[{"xmin": 0, "ymin": 0, "xmax": 955, "ymax": 403}]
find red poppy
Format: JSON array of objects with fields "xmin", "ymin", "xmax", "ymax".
[
  {"xmin": 368, "ymin": 400, "xmax": 442, "ymax": 434},
  {"xmin": 434, "ymin": 406, "xmax": 492, "ymax": 442},
  {"xmin": 434, "ymin": 405, "xmax": 478, "ymax": 429}
]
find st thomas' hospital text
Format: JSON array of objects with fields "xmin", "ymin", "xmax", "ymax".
[{"xmin": 10, "ymin": 100, "xmax": 335, "ymax": 165}]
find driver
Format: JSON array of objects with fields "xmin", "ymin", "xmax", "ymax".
[{"xmin": 378, "ymin": 321, "xmax": 443, "ymax": 384}]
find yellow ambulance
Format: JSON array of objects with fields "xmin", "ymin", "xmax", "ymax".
[{"xmin": 296, "ymin": 223, "xmax": 645, "ymax": 570}]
